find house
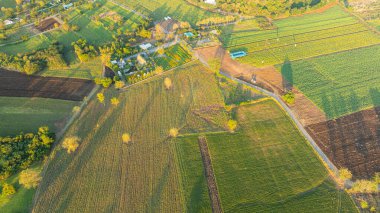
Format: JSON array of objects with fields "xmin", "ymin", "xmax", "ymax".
[
  {"xmin": 139, "ymin": 43, "xmax": 152, "ymax": 50},
  {"xmin": 204, "ymin": 0, "xmax": 216, "ymax": 5},
  {"xmin": 4, "ymin": 20, "xmax": 14, "ymax": 26},
  {"xmin": 155, "ymin": 18, "xmax": 180, "ymax": 34},
  {"xmin": 63, "ymin": 3, "xmax": 73, "ymax": 10}
]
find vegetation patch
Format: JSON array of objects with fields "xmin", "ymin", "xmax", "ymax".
[{"xmin": 205, "ymin": 99, "xmax": 358, "ymax": 212}]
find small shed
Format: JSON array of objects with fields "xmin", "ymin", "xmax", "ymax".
[
  {"xmin": 139, "ymin": 43, "xmax": 152, "ymax": 50},
  {"xmin": 4, "ymin": 20, "xmax": 14, "ymax": 26},
  {"xmin": 63, "ymin": 3, "xmax": 73, "ymax": 10},
  {"xmin": 204, "ymin": 0, "xmax": 216, "ymax": 5}
]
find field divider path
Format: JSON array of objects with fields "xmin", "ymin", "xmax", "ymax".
[
  {"xmin": 198, "ymin": 136, "xmax": 223, "ymax": 213},
  {"xmin": 218, "ymin": 71, "xmax": 354, "ymax": 186}
]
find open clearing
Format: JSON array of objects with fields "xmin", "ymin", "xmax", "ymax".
[
  {"xmin": 276, "ymin": 44, "xmax": 380, "ymax": 119},
  {"xmin": 0, "ymin": 97, "xmax": 77, "ymax": 136},
  {"xmin": 222, "ymin": 6, "xmax": 380, "ymax": 67},
  {"xmin": 0, "ymin": 68, "xmax": 95, "ymax": 101},
  {"xmin": 306, "ymin": 106, "xmax": 380, "ymax": 179},
  {"xmin": 32, "ymin": 62, "xmax": 228, "ymax": 212}
]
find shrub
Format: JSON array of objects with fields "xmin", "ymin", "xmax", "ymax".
[
  {"xmin": 227, "ymin": 120, "xmax": 238, "ymax": 132},
  {"xmin": 111, "ymin": 97, "xmax": 120, "ymax": 106},
  {"xmin": 169, "ymin": 128, "xmax": 179, "ymax": 138},
  {"xmin": 348, "ymin": 180, "xmax": 377, "ymax": 194},
  {"xmin": 282, "ymin": 91, "xmax": 295, "ymax": 104},
  {"xmin": 1, "ymin": 183, "xmax": 16, "ymax": 196},
  {"xmin": 115, "ymin": 81, "xmax": 125, "ymax": 89},
  {"xmin": 62, "ymin": 136, "xmax": 80, "ymax": 154},
  {"xmin": 122, "ymin": 133, "xmax": 131, "ymax": 144},
  {"xmin": 339, "ymin": 168, "xmax": 352, "ymax": 181},
  {"xmin": 97, "ymin": 93, "xmax": 105, "ymax": 103},
  {"xmin": 360, "ymin": 201, "xmax": 368, "ymax": 209},
  {"xmin": 164, "ymin": 78, "xmax": 172, "ymax": 90},
  {"xmin": 154, "ymin": 66, "xmax": 164, "ymax": 75},
  {"xmin": 19, "ymin": 169, "xmax": 41, "ymax": 189}
]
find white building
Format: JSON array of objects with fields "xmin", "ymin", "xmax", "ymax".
[
  {"xmin": 204, "ymin": 0, "xmax": 216, "ymax": 5},
  {"xmin": 4, "ymin": 20, "xmax": 14, "ymax": 26},
  {"xmin": 139, "ymin": 43, "xmax": 152, "ymax": 50}
]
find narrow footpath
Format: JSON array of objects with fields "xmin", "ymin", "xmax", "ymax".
[{"xmin": 198, "ymin": 136, "xmax": 223, "ymax": 213}]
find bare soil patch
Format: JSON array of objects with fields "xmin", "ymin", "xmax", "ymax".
[
  {"xmin": 195, "ymin": 45, "xmax": 327, "ymax": 125},
  {"xmin": 35, "ymin": 17, "xmax": 61, "ymax": 32},
  {"xmin": 198, "ymin": 136, "xmax": 223, "ymax": 213},
  {"xmin": 0, "ymin": 68, "xmax": 95, "ymax": 101},
  {"xmin": 306, "ymin": 107, "xmax": 380, "ymax": 179}
]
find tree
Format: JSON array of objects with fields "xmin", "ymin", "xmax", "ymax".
[
  {"xmin": 19, "ymin": 169, "xmax": 41, "ymax": 189},
  {"xmin": 360, "ymin": 201, "xmax": 368, "ymax": 209},
  {"xmin": 339, "ymin": 168, "xmax": 352, "ymax": 182},
  {"xmin": 157, "ymin": 47, "xmax": 165, "ymax": 56},
  {"xmin": 111, "ymin": 97, "xmax": 120, "ymax": 106},
  {"xmin": 101, "ymin": 78, "xmax": 112, "ymax": 88},
  {"xmin": 62, "ymin": 136, "xmax": 80, "ymax": 154},
  {"xmin": 169, "ymin": 128, "xmax": 179, "ymax": 138},
  {"xmin": 122, "ymin": 133, "xmax": 131, "ymax": 144},
  {"xmin": 16, "ymin": 0, "xmax": 23, "ymax": 5},
  {"xmin": 348, "ymin": 180, "xmax": 377, "ymax": 194},
  {"xmin": 370, "ymin": 207, "xmax": 376, "ymax": 212},
  {"xmin": 164, "ymin": 77, "xmax": 172, "ymax": 90},
  {"xmin": 227, "ymin": 119, "xmax": 237, "ymax": 132},
  {"xmin": 1, "ymin": 183, "xmax": 16, "ymax": 196},
  {"xmin": 97, "ymin": 93, "xmax": 105, "ymax": 103},
  {"xmin": 72, "ymin": 106, "xmax": 80, "ymax": 114},
  {"xmin": 115, "ymin": 81, "xmax": 125, "ymax": 89},
  {"xmin": 154, "ymin": 66, "xmax": 163, "ymax": 75}
]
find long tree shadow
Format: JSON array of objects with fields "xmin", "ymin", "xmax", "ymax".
[{"xmin": 280, "ymin": 57, "xmax": 293, "ymax": 92}]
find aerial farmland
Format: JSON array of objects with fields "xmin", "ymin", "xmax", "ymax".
[{"xmin": 0, "ymin": 0, "xmax": 378, "ymax": 212}]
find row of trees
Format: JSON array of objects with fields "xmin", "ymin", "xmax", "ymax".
[
  {"xmin": 217, "ymin": 0, "xmax": 333, "ymax": 17},
  {"xmin": 0, "ymin": 42, "xmax": 66, "ymax": 74},
  {"xmin": 0, "ymin": 127, "xmax": 55, "ymax": 180}
]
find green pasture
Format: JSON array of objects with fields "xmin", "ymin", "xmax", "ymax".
[
  {"xmin": 206, "ymin": 99, "xmax": 358, "ymax": 212},
  {"xmin": 0, "ymin": 97, "xmax": 78, "ymax": 136},
  {"xmin": 276, "ymin": 44, "xmax": 380, "ymax": 119},
  {"xmin": 173, "ymin": 135, "xmax": 212, "ymax": 213}
]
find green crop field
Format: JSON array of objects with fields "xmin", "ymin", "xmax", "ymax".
[
  {"xmin": 223, "ymin": 6, "xmax": 380, "ymax": 67},
  {"xmin": 153, "ymin": 44, "xmax": 193, "ymax": 70},
  {"xmin": 173, "ymin": 135, "xmax": 211, "ymax": 212},
  {"xmin": 32, "ymin": 61, "xmax": 228, "ymax": 212},
  {"xmin": 276, "ymin": 44, "xmax": 380, "ymax": 119},
  {"xmin": 38, "ymin": 57, "xmax": 103, "ymax": 79},
  {"xmin": 113, "ymin": 0, "xmax": 221, "ymax": 25},
  {"xmin": 0, "ymin": 0, "xmax": 16, "ymax": 8},
  {"xmin": 205, "ymin": 99, "xmax": 358, "ymax": 212},
  {"xmin": 0, "ymin": 97, "xmax": 78, "ymax": 136}
]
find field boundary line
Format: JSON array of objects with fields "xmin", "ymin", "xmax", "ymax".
[
  {"xmin": 108, "ymin": 0, "xmax": 148, "ymax": 20},
  {"xmin": 219, "ymin": 71, "xmax": 341, "ymax": 179},
  {"xmin": 272, "ymin": 43, "xmax": 380, "ymax": 67},
  {"xmin": 198, "ymin": 136, "xmax": 223, "ymax": 213},
  {"xmin": 31, "ymin": 84, "xmax": 100, "ymax": 208},
  {"xmin": 119, "ymin": 59, "xmax": 197, "ymax": 91}
]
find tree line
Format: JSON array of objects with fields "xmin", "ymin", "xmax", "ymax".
[
  {"xmin": 0, "ymin": 42, "xmax": 66, "ymax": 74},
  {"xmin": 0, "ymin": 127, "xmax": 55, "ymax": 181}
]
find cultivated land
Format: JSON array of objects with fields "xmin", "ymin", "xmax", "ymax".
[
  {"xmin": 222, "ymin": 6, "xmax": 380, "ymax": 67},
  {"xmin": 153, "ymin": 44, "xmax": 193, "ymax": 70},
  {"xmin": 204, "ymin": 100, "xmax": 358, "ymax": 212},
  {"xmin": 113, "ymin": 0, "xmax": 221, "ymax": 25},
  {"xmin": 306, "ymin": 106, "xmax": 380, "ymax": 179},
  {"xmin": 277, "ymin": 44, "xmax": 380, "ymax": 119},
  {"xmin": 0, "ymin": 68, "xmax": 95, "ymax": 101},
  {"xmin": 0, "ymin": 97, "xmax": 77, "ymax": 136},
  {"xmin": 32, "ymin": 62, "xmax": 228, "ymax": 212},
  {"xmin": 173, "ymin": 135, "xmax": 212, "ymax": 213}
]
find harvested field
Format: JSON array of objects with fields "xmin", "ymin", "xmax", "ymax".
[
  {"xmin": 306, "ymin": 107, "xmax": 380, "ymax": 179},
  {"xmin": 36, "ymin": 17, "xmax": 61, "ymax": 32},
  {"xmin": 0, "ymin": 68, "xmax": 95, "ymax": 101}
]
